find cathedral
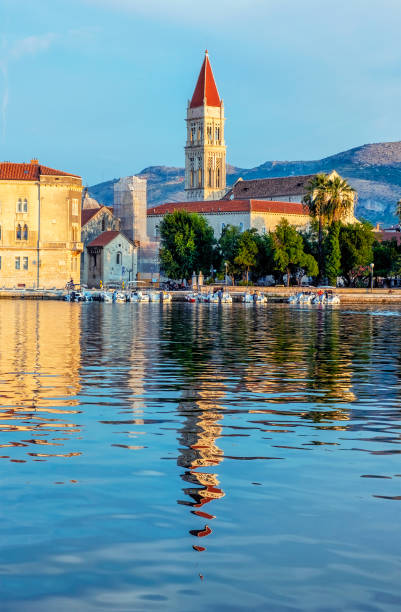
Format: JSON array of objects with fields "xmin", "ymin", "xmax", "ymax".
[{"xmin": 185, "ymin": 51, "xmax": 226, "ymax": 201}]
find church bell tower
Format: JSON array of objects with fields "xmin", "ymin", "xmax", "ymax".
[{"xmin": 185, "ymin": 51, "xmax": 226, "ymax": 201}]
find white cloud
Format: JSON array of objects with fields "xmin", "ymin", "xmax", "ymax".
[{"xmin": 8, "ymin": 33, "xmax": 58, "ymax": 61}]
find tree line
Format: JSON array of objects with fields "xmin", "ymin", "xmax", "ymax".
[{"xmin": 159, "ymin": 173, "xmax": 401, "ymax": 286}]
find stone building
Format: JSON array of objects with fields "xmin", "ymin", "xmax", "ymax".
[
  {"xmin": 80, "ymin": 205, "xmax": 120, "ymax": 285},
  {"xmin": 147, "ymin": 199, "xmax": 310, "ymax": 240},
  {"xmin": 0, "ymin": 159, "xmax": 82, "ymax": 288},
  {"xmin": 86, "ymin": 230, "xmax": 137, "ymax": 287},
  {"xmin": 185, "ymin": 51, "xmax": 226, "ymax": 201},
  {"xmin": 223, "ymin": 170, "xmax": 358, "ymax": 224},
  {"xmin": 113, "ymin": 176, "xmax": 147, "ymax": 243}
]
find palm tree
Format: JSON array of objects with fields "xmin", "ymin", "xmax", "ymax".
[
  {"xmin": 396, "ymin": 199, "xmax": 401, "ymax": 225},
  {"xmin": 325, "ymin": 175, "xmax": 355, "ymax": 224},
  {"xmin": 303, "ymin": 173, "xmax": 354, "ymax": 280},
  {"xmin": 302, "ymin": 173, "xmax": 330, "ymax": 279}
]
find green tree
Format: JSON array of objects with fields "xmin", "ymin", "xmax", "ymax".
[
  {"xmin": 339, "ymin": 221, "xmax": 375, "ymax": 286},
  {"xmin": 373, "ymin": 239, "xmax": 401, "ymax": 278},
  {"xmin": 254, "ymin": 232, "xmax": 275, "ymax": 280},
  {"xmin": 234, "ymin": 229, "xmax": 259, "ymax": 283},
  {"xmin": 217, "ymin": 224, "xmax": 241, "ymax": 283},
  {"xmin": 159, "ymin": 210, "xmax": 215, "ymax": 281},
  {"xmin": 272, "ymin": 219, "xmax": 318, "ymax": 286},
  {"xmin": 324, "ymin": 221, "xmax": 341, "ymax": 286}
]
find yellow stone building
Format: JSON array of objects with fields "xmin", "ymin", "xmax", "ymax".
[{"xmin": 0, "ymin": 159, "xmax": 83, "ymax": 288}]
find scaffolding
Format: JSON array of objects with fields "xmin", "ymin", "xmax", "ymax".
[{"xmin": 113, "ymin": 176, "xmax": 147, "ymax": 243}]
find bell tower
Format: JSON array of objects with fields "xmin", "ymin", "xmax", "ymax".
[{"xmin": 185, "ymin": 51, "xmax": 226, "ymax": 201}]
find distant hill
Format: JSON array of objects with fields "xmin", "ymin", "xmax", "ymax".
[{"xmin": 89, "ymin": 141, "xmax": 401, "ymax": 225}]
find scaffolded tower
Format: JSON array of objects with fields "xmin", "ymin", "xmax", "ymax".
[{"xmin": 113, "ymin": 176, "xmax": 147, "ymax": 243}]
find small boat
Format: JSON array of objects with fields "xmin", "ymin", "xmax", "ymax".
[
  {"xmin": 148, "ymin": 291, "xmax": 161, "ymax": 302},
  {"xmin": 113, "ymin": 291, "xmax": 126, "ymax": 303},
  {"xmin": 129, "ymin": 291, "xmax": 144, "ymax": 302},
  {"xmin": 220, "ymin": 291, "xmax": 232, "ymax": 303},
  {"xmin": 242, "ymin": 292, "xmax": 253, "ymax": 303},
  {"xmin": 186, "ymin": 292, "xmax": 198, "ymax": 303},
  {"xmin": 197, "ymin": 293, "xmax": 208, "ymax": 303},
  {"xmin": 253, "ymin": 292, "xmax": 267, "ymax": 304},
  {"xmin": 101, "ymin": 291, "xmax": 113, "ymax": 303},
  {"xmin": 160, "ymin": 291, "xmax": 172, "ymax": 302},
  {"xmin": 208, "ymin": 292, "xmax": 219, "ymax": 303}
]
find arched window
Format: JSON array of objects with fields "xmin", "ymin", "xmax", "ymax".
[
  {"xmin": 216, "ymin": 167, "xmax": 221, "ymax": 188},
  {"xmin": 17, "ymin": 198, "xmax": 22, "ymax": 213},
  {"xmin": 208, "ymin": 168, "xmax": 212, "ymax": 187},
  {"xmin": 23, "ymin": 199, "xmax": 28, "ymax": 212},
  {"xmin": 16, "ymin": 224, "xmax": 22, "ymax": 240},
  {"xmin": 23, "ymin": 225, "xmax": 28, "ymax": 240},
  {"xmin": 116, "ymin": 252, "xmax": 121, "ymax": 265},
  {"xmin": 101, "ymin": 217, "xmax": 106, "ymax": 231},
  {"xmin": 198, "ymin": 168, "xmax": 202, "ymax": 187},
  {"xmin": 239, "ymin": 222, "xmax": 244, "ymax": 232}
]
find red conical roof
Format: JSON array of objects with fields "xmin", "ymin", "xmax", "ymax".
[{"xmin": 190, "ymin": 51, "xmax": 222, "ymax": 109}]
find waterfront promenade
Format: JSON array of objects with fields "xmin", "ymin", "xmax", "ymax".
[{"xmin": 1, "ymin": 286, "xmax": 401, "ymax": 303}]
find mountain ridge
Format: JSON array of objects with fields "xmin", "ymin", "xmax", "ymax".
[{"xmin": 89, "ymin": 141, "xmax": 401, "ymax": 225}]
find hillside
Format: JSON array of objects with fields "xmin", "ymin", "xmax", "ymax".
[{"xmin": 89, "ymin": 141, "xmax": 401, "ymax": 225}]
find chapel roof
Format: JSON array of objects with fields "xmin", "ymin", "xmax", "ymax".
[
  {"xmin": 222, "ymin": 175, "xmax": 317, "ymax": 200},
  {"xmin": 190, "ymin": 51, "xmax": 222, "ymax": 109},
  {"xmin": 87, "ymin": 230, "xmax": 121, "ymax": 247}
]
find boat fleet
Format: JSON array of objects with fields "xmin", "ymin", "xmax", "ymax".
[
  {"xmin": 65, "ymin": 289, "xmax": 172, "ymax": 303},
  {"xmin": 288, "ymin": 290, "xmax": 340, "ymax": 305}
]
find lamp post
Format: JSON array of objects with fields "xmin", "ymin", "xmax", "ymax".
[
  {"xmin": 224, "ymin": 261, "xmax": 228, "ymax": 286},
  {"xmin": 370, "ymin": 262, "xmax": 374, "ymax": 292}
]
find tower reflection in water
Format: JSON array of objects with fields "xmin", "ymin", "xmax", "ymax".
[{"xmin": 0, "ymin": 301, "xmax": 82, "ymax": 461}]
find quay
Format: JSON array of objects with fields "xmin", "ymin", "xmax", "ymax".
[{"xmin": 1, "ymin": 287, "xmax": 401, "ymax": 303}]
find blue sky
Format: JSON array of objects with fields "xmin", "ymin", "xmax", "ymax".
[{"xmin": 1, "ymin": 0, "xmax": 401, "ymax": 185}]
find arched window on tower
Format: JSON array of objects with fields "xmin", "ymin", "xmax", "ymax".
[
  {"xmin": 17, "ymin": 199, "xmax": 23, "ymax": 213},
  {"xmin": 216, "ymin": 166, "xmax": 221, "ymax": 189},
  {"xmin": 198, "ymin": 168, "xmax": 202, "ymax": 187},
  {"xmin": 16, "ymin": 224, "xmax": 22, "ymax": 240},
  {"xmin": 23, "ymin": 224, "xmax": 28, "ymax": 240},
  {"xmin": 101, "ymin": 217, "xmax": 106, "ymax": 231},
  {"xmin": 23, "ymin": 198, "xmax": 28, "ymax": 212},
  {"xmin": 208, "ymin": 168, "xmax": 212, "ymax": 187}
]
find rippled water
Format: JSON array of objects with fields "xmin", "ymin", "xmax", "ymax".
[{"xmin": 0, "ymin": 300, "xmax": 400, "ymax": 611}]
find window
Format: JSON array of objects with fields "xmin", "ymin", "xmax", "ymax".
[
  {"xmin": 23, "ymin": 257, "xmax": 28, "ymax": 270},
  {"xmin": 23, "ymin": 199, "xmax": 28, "ymax": 212},
  {"xmin": 23, "ymin": 225, "xmax": 28, "ymax": 240},
  {"xmin": 17, "ymin": 198, "xmax": 23, "ymax": 213},
  {"xmin": 116, "ymin": 252, "xmax": 121, "ymax": 265},
  {"xmin": 101, "ymin": 217, "xmax": 106, "ymax": 231},
  {"xmin": 208, "ymin": 168, "xmax": 212, "ymax": 187},
  {"xmin": 0, "ymin": 256, "xmax": 2, "ymax": 270},
  {"xmin": 155, "ymin": 224, "xmax": 160, "ymax": 238},
  {"xmin": 72, "ymin": 199, "xmax": 78, "ymax": 216},
  {"xmin": 215, "ymin": 127, "xmax": 220, "ymax": 140},
  {"xmin": 221, "ymin": 222, "xmax": 226, "ymax": 233},
  {"xmin": 239, "ymin": 222, "xmax": 244, "ymax": 232},
  {"xmin": 15, "ymin": 257, "xmax": 20, "ymax": 270},
  {"xmin": 216, "ymin": 167, "xmax": 220, "ymax": 188},
  {"xmin": 198, "ymin": 168, "xmax": 202, "ymax": 187},
  {"xmin": 16, "ymin": 224, "xmax": 22, "ymax": 240}
]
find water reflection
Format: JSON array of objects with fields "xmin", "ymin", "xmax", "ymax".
[
  {"xmin": 1, "ymin": 301, "xmax": 401, "ymax": 610},
  {"xmin": 0, "ymin": 301, "xmax": 82, "ymax": 461}
]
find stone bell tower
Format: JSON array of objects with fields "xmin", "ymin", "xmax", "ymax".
[{"xmin": 185, "ymin": 51, "xmax": 226, "ymax": 201}]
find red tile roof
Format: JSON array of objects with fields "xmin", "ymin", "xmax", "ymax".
[
  {"xmin": 81, "ymin": 206, "xmax": 114, "ymax": 227},
  {"xmin": 87, "ymin": 230, "xmax": 120, "ymax": 248},
  {"xmin": 0, "ymin": 161, "xmax": 80, "ymax": 181},
  {"xmin": 375, "ymin": 230, "xmax": 401, "ymax": 244},
  {"xmin": 147, "ymin": 199, "xmax": 309, "ymax": 216},
  {"xmin": 190, "ymin": 51, "xmax": 221, "ymax": 109}
]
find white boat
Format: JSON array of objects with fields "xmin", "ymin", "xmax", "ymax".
[
  {"xmin": 129, "ymin": 291, "xmax": 144, "ymax": 302},
  {"xmin": 220, "ymin": 291, "xmax": 232, "ymax": 303},
  {"xmin": 101, "ymin": 291, "xmax": 113, "ymax": 303},
  {"xmin": 148, "ymin": 291, "xmax": 161, "ymax": 302},
  {"xmin": 208, "ymin": 292, "xmax": 219, "ymax": 303},
  {"xmin": 197, "ymin": 293, "xmax": 208, "ymax": 303},
  {"xmin": 253, "ymin": 292, "xmax": 267, "ymax": 303},
  {"xmin": 242, "ymin": 292, "xmax": 253, "ymax": 303},
  {"xmin": 114, "ymin": 291, "xmax": 126, "ymax": 303},
  {"xmin": 160, "ymin": 291, "xmax": 172, "ymax": 302}
]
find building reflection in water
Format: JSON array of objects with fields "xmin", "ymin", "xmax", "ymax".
[
  {"xmin": 0, "ymin": 301, "xmax": 82, "ymax": 460},
  {"xmin": 160, "ymin": 305, "xmax": 227, "ymax": 551}
]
